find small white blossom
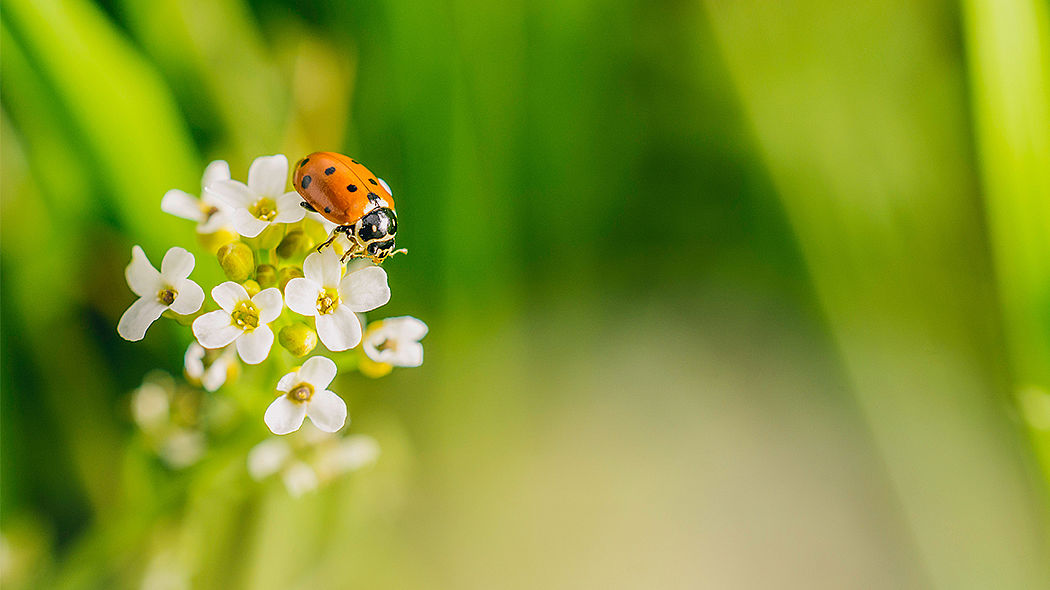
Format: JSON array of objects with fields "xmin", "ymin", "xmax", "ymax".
[
  {"xmin": 363, "ymin": 316, "xmax": 428, "ymax": 367},
  {"xmin": 191, "ymin": 282, "xmax": 283, "ymax": 364},
  {"xmin": 184, "ymin": 342, "xmax": 237, "ymax": 392},
  {"xmin": 282, "ymin": 462, "xmax": 319, "ymax": 497},
  {"xmin": 205, "ymin": 154, "xmax": 304, "ymax": 238},
  {"xmin": 118, "ymin": 246, "xmax": 205, "ymax": 341},
  {"xmin": 160, "ymin": 160, "xmax": 235, "ymax": 233},
  {"xmin": 284, "ymin": 249, "xmax": 391, "ymax": 351},
  {"xmin": 315, "ymin": 434, "xmax": 380, "ymax": 477},
  {"xmin": 131, "ymin": 382, "xmax": 170, "ymax": 430},
  {"xmin": 264, "ymin": 356, "xmax": 347, "ymax": 434},
  {"xmin": 247, "ymin": 438, "xmax": 292, "ymax": 480}
]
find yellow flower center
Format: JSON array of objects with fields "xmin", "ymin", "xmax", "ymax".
[
  {"xmin": 157, "ymin": 287, "xmax": 178, "ymax": 306},
  {"xmin": 230, "ymin": 300, "xmax": 260, "ymax": 331},
  {"xmin": 375, "ymin": 338, "xmax": 396, "ymax": 352},
  {"xmin": 250, "ymin": 197, "xmax": 278, "ymax": 222},
  {"xmin": 287, "ymin": 383, "xmax": 314, "ymax": 403},
  {"xmin": 200, "ymin": 203, "xmax": 220, "ymax": 220},
  {"xmin": 316, "ymin": 287, "xmax": 340, "ymax": 315}
]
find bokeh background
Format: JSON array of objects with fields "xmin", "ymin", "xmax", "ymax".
[{"xmin": 3, "ymin": 0, "xmax": 1050, "ymax": 588}]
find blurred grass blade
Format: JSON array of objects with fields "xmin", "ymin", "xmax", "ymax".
[
  {"xmin": 962, "ymin": 0, "xmax": 1050, "ymax": 473},
  {"xmin": 2, "ymin": 0, "xmax": 197, "ymax": 252},
  {"xmin": 703, "ymin": 1, "xmax": 1050, "ymax": 587}
]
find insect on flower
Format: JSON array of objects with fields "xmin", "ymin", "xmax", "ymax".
[{"xmin": 293, "ymin": 152, "xmax": 407, "ymax": 264}]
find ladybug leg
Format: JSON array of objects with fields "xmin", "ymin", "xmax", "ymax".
[
  {"xmin": 316, "ymin": 232, "xmax": 338, "ymax": 252},
  {"xmin": 299, "ymin": 201, "xmax": 318, "ymax": 213}
]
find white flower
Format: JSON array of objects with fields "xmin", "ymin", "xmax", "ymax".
[
  {"xmin": 247, "ymin": 438, "xmax": 292, "ymax": 480},
  {"xmin": 204, "ymin": 154, "xmax": 304, "ymax": 238},
  {"xmin": 160, "ymin": 160, "xmax": 235, "ymax": 233},
  {"xmin": 363, "ymin": 316, "xmax": 428, "ymax": 367},
  {"xmin": 264, "ymin": 356, "xmax": 347, "ymax": 434},
  {"xmin": 191, "ymin": 282, "xmax": 283, "ymax": 364},
  {"xmin": 131, "ymin": 382, "xmax": 170, "ymax": 430},
  {"xmin": 118, "ymin": 246, "xmax": 205, "ymax": 341},
  {"xmin": 282, "ymin": 462, "xmax": 319, "ymax": 497},
  {"xmin": 184, "ymin": 342, "xmax": 237, "ymax": 392},
  {"xmin": 284, "ymin": 249, "xmax": 391, "ymax": 351},
  {"xmin": 316, "ymin": 434, "xmax": 380, "ymax": 477}
]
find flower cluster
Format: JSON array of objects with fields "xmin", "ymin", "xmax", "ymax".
[{"xmin": 119, "ymin": 154, "xmax": 427, "ymax": 485}]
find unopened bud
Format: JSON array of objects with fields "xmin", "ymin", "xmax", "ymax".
[
  {"xmin": 277, "ymin": 229, "xmax": 315, "ymax": 259},
  {"xmin": 255, "ymin": 264, "xmax": 277, "ymax": 289},
  {"xmin": 217, "ymin": 242, "xmax": 255, "ymax": 281},
  {"xmin": 279, "ymin": 323, "xmax": 318, "ymax": 357},
  {"xmin": 199, "ymin": 229, "xmax": 239, "ymax": 254},
  {"xmin": 241, "ymin": 279, "xmax": 261, "ymax": 298},
  {"xmin": 278, "ymin": 266, "xmax": 305, "ymax": 293}
]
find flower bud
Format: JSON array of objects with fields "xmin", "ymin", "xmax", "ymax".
[
  {"xmin": 359, "ymin": 355, "xmax": 393, "ymax": 379},
  {"xmin": 199, "ymin": 229, "xmax": 239, "ymax": 254},
  {"xmin": 241, "ymin": 279, "xmax": 261, "ymax": 298},
  {"xmin": 279, "ymin": 323, "xmax": 318, "ymax": 357},
  {"xmin": 278, "ymin": 266, "xmax": 305, "ymax": 293},
  {"xmin": 217, "ymin": 242, "xmax": 255, "ymax": 281},
  {"xmin": 277, "ymin": 229, "xmax": 315, "ymax": 259},
  {"xmin": 255, "ymin": 264, "xmax": 277, "ymax": 289}
]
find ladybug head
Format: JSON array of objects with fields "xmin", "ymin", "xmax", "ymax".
[{"xmin": 352, "ymin": 207, "xmax": 399, "ymax": 262}]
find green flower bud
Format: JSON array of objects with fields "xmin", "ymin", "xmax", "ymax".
[
  {"xmin": 278, "ymin": 266, "xmax": 305, "ymax": 293},
  {"xmin": 217, "ymin": 242, "xmax": 255, "ymax": 282},
  {"xmin": 255, "ymin": 264, "xmax": 277, "ymax": 289},
  {"xmin": 241, "ymin": 279, "xmax": 261, "ymax": 298},
  {"xmin": 277, "ymin": 229, "xmax": 315, "ymax": 259},
  {"xmin": 279, "ymin": 323, "xmax": 318, "ymax": 357}
]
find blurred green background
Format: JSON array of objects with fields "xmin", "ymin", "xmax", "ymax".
[{"xmin": 3, "ymin": 0, "xmax": 1050, "ymax": 587}]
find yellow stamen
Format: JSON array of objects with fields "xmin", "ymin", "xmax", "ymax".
[
  {"xmin": 230, "ymin": 300, "xmax": 260, "ymax": 331},
  {"xmin": 316, "ymin": 287, "xmax": 340, "ymax": 315}
]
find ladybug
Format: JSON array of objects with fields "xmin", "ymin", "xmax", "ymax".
[{"xmin": 292, "ymin": 151, "xmax": 406, "ymax": 264}]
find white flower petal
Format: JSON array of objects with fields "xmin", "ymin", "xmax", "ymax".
[
  {"xmin": 298, "ymin": 356, "xmax": 338, "ymax": 390},
  {"xmin": 192, "ymin": 310, "xmax": 241, "ymax": 349},
  {"xmin": 232, "ymin": 208, "xmax": 270, "ymax": 238},
  {"xmin": 205, "ymin": 179, "xmax": 255, "ymax": 208},
  {"xmin": 161, "ymin": 189, "xmax": 204, "ymax": 221},
  {"xmin": 160, "ymin": 247, "xmax": 195, "ymax": 282},
  {"xmin": 118, "ymin": 297, "xmax": 168, "ymax": 341},
  {"xmin": 306, "ymin": 390, "xmax": 347, "ymax": 433},
  {"xmin": 126, "ymin": 246, "xmax": 162, "ymax": 298},
  {"xmin": 169, "ymin": 278, "xmax": 204, "ymax": 315},
  {"xmin": 340, "ymin": 266, "xmax": 390, "ymax": 312},
  {"xmin": 248, "ymin": 154, "xmax": 288, "ymax": 198},
  {"xmin": 303, "ymin": 249, "xmax": 341, "ymax": 288},
  {"xmin": 211, "ymin": 282, "xmax": 249, "ymax": 314},
  {"xmin": 391, "ymin": 342, "xmax": 424, "ymax": 367},
  {"xmin": 252, "ymin": 288, "xmax": 284, "ymax": 324},
  {"xmin": 282, "ymin": 461, "xmax": 318, "ymax": 497},
  {"xmin": 321, "ymin": 435, "xmax": 380, "ymax": 474},
  {"xmin": 201, "ymin": 160, "xmax": 231, "ymax": 189},
  {"xmin": 276, "ymin": 369, "xmax": 298, "ymax": 393},
  {"xmin": 316, "ymin": 306, "xmax": 362, "ymax": 351},
  {"xmin": 377, "ymin": 177, "xmax": 392, "ymax": 195},
  {"xmin": 264, "ymin": 396, "xmax": 308, "ymax": 435},
  {"xmin": 236, "ymin": 325, "xmax": 273, "ymax": 364},
  {"xmin": 185, "ymin": 342, "xmax": 206, "ymax": 378},
  {"xmin": 201, "ymin": 350, "xmax": 233, "ymax": 392},
  {"xmin": 197, "ymin": 211, "xmax": 232, "ymax": 234},
  {"xmin": 284, "ymin": 278, "xmax": 322, "ymax": 316},
  {"xmin": 385, "ymin": 316, "xmax": 429, "ymax": 340},
  {"xmin": 247, "ymin": 439, "xmax": 290, "ymax": 480},
  {"xmin": 274, "ymin": 192, "xmax": 306, "ymax": 223}
]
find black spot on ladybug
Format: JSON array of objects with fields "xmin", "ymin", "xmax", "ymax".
[
  {"xmin": 368, "ymin": 178, "xmax": 378, "ymax": 185},
  {"xmin": 299, "ymin": 158, "xmax": 309, "ymax": 167},
  {"xmin": 347, "ymin": 184, "xmax": 357, "ymax": 192},
  {"xmin": 324, "ymin": 167, "xmax": 335, "ymax": 175},
  {"xmin": 301, "ymin": 175, "xmax": 312, "ymax": 189},
  {"xmin": 324, "ymin": 206, "xmax": 332, "ymax": 213},
  {"xmin": 366, "ymin": 192, "xmax": 381, "ymax": 204}
]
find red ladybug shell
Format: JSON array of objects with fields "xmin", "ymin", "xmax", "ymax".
[{"xmin": 293, "ymin": 152, "xmax": 395, "ymax": 225}]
